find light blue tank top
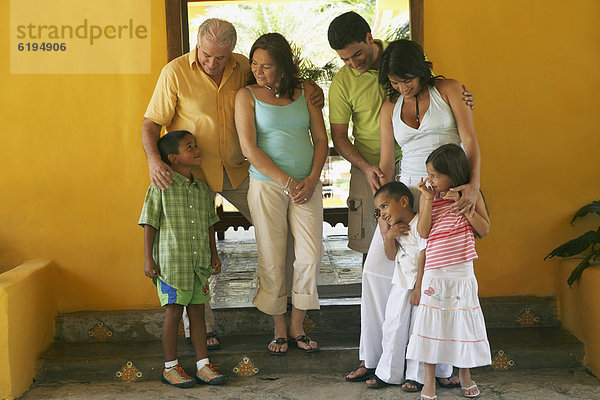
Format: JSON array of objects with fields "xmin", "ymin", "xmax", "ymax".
[
  {"xmin": 246, "ymin": 86, "xmax": 314, "ymax": 181},
  {"xmin": 392, "ymin": 85, "xmax": 461, "ymax": 178}
]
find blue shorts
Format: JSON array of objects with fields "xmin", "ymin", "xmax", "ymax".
[{"xmin": 156, "ymin": 274, "xmax": 210, "ymax": 306}]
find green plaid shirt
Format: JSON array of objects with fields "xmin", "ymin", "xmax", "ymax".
[{"xmin": 139, "ymin": 172, "xmax": 219, "ymax": 290}]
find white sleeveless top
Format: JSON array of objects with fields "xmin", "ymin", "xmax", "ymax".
[{"xmin": 392, "ymin": 85, "xmax": 461, "ymax": 178}]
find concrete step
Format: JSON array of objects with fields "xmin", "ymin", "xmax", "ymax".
[
  {"xmin": 37, "ymin": 333, "xmax": 359, "ymax": 383},
  {"xmin": 36, "ymin": 327, "xmax": 583, "ymax": 384},
  {"xmin": 55, "ymin": 296, "xmax": 558, "ymax": 343}
]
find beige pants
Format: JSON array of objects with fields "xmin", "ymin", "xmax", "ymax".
[{"xmin": 248, "ymin": 178, "xmax": 322, "ymax": 315}]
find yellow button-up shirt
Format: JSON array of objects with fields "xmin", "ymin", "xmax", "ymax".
[{"xmin": 145, "ymin": 49, "xmax": 251, "ymax": 191}]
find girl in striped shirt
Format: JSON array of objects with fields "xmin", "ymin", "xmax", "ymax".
[{"xmin": 406, "ymin": 144, "xmax": 490, "ymax": 400}]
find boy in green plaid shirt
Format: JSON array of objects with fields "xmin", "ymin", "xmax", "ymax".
[{"xmin": 139, "ymin": 130, "xmax": 227, "ymax": 388}]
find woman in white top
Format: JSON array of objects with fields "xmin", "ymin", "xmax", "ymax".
[{"xmin": 377, "ymin": 40, "xmax": 483, "ymax": 398}]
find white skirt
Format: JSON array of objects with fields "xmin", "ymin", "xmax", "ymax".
[{"xmin": 406, "ymin": 262, "xmax": 491, "ymax": 368}]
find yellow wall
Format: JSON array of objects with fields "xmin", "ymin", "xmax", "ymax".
[
  {"xmin": 423, "ymin": 0, "xmax": 600, "ymax": 296},
  {"xmin": 555, "ymin": 260, "xmax": 600, "ymax": 375},
  {"xmin": 1, "ymin": 1, "xmax": 599, "ymax": 311},
  {"xmin": 0, "ymin": 260, "xmax": 58, "ymax": 400},
  {"xmin": 0, "ymin": 0, "xmax": 167, "ymax": 310}
]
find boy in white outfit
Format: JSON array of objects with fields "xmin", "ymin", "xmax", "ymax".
[{"xmin": 365, "ymin": 182, "xmax": 455, "ymax": 390}]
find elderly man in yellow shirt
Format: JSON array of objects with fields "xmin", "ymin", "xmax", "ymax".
[{"xmin": 141, "ymin": 18, "xmax": 323, "ymax": 350}]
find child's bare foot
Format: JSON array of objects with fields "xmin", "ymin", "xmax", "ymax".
[
  {"xmin": 459, "ymin": 368, "xmax": 480, "ymax": 398},
  {"xmin": 420, "ymin": 382, "xmax": 437, "ymax": 400}
]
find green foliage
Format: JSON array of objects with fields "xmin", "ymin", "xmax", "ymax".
[
  {"xmin": 545, "ymin": 201, "xmax": 600, "ymax": 286},
  {"xmin": 571, "ymin": 200, "xmax": 600, "ymax": 225}
]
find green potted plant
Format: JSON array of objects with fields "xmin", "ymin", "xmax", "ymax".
[{"xmin": 545, "ymin": 201, "xmax": 600, "ymax": 286}]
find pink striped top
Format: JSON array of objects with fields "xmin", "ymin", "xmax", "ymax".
[{"xmin": 425, "ymin": 195, "xmax": 478, "ymax": 270}]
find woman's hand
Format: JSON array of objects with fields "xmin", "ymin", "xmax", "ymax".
[
  {"xmin": 417, "ymin": 178, "xmax": 434, "ymax": 200},
  {"xmin": 291, "ymin": 176, "xmax": 318, "ymax": 204},
  {"xmin": 450, "ymin": 182, "xmax": 479, "ymax": 217},
  {"xmin": 443, "ymin": 191, "xmax": 461, "ymax": 202}
]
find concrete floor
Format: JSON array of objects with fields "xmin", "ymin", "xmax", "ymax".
[
  {"xmin": 210, "ymin": 224, "xmax": 362, "ymax": 307},
  {"xmin": 22, "ymin": 369, "xmax": 600, "ymax": 399}
]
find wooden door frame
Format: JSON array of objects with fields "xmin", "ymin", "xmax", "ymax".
[{"xmin": 164, "ymin": 0, "xmax": 424, "ymax": 61}]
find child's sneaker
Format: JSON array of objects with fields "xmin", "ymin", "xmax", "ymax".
[
  {"xmin": 196, "ymin": 363, "xmax": 228, "ymax": 385},
  {"xmin": 161, "ymin": 365, "xmax": 196, "ymax": 388}
]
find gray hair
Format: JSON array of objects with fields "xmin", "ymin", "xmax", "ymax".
[{"xmin": 197, "ymin": 18, "xmax": 237, "ymax": 52}]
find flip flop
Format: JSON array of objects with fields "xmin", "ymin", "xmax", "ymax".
[
  {"xmin": 420, "ymin": 394, "xmax": 437, "ymax": 400},
  {"xmin": 293, "ymin": 334, "xmax": 319, "ymax": 353},
  {"xmin": 345, "ymin": 365, "xmax": 376, "ymax": 382},
  {"xmin": 366, "ymin": 375, "xmax": 389, "ymax": 389},
  {"xmin": 206, "ymin": 331, "xmax": 221, "ymax": 350},
  {"xmin": 401, "ymin": 379, "xmax": 424, "ymax": 392},
  {"xmin": 267, "ymin": 337, "xmax": 288, "ymax": 355},
  {"xmin": 436, "ymin": 376, "xmax": 461, "ymax": 388},
  {"xmin": 462, "ymin": 382, "xmax": 481, "ymax": 398}
]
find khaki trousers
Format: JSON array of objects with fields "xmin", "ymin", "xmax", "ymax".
[{"xmin": 248, "ymin": 178, "xmax": 322, "ymax": 315}]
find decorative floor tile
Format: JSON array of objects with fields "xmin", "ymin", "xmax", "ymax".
[
  {"xmin": 516, "ymin": 308, "xmax": 540, "ymax": 327},
  {"xmin": 492, "ymin": 350, "xmax": 515, "ymax": 370},
  {"xmin": 115, "ymin": 361, "xmax": 143, "ymax": 381},
  {"xmin": 88, "ymin": 322, "xmax": 112, "ymax": 342},
  {"xmin": 303, "ymin": 314, "xmax": 315, "ymax": 334},
  {"xmin": 233, "ymin": 356, "xmax": 259, "ymax": 377}
]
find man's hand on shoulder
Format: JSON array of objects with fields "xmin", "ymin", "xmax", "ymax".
[
  {"xmin": 149, "ymin": 158, "xmax": 174, "ymax": 190},
  {"xmin": 307, "ymin": 80, "xmax": 325, "ymax": 109},
  {"xmin": 363, "ymin": 164, "xmax": 385, "ymax": 193}
]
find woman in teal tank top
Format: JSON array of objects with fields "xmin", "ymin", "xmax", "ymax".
[{"xmin": 235, "ymin": 33, "xmax": 329, "ymax": 355}]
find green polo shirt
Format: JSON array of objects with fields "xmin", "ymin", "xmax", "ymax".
[
  {"xmin": 139, "ymin": 172, "xmax": 219, "ymax": 291},
  {"xmin": 329, "ymin": 39, "xmax": 401, "ymax": 166}
]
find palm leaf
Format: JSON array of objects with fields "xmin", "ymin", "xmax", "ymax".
[
  {"xmin": 571, "ymin": 201, "xmax": 600, "ymax": 225},
  {"xmin": 544, "ymin": 230, "xmax": 597, "ymax": 260},
  {"xmin": 567, "ymin": 253, "xmax": 593, "ymax": 287}
]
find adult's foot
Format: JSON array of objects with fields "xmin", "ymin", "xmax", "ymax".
[
  {"xmin": 436, "ymin": 375, "xmax": 460, "ymax": 388},
  {"xmin": 206, "ymin": 332, "xmax": 220, "ymax": 350},
  {"xmin": 401, "ymin": 379, "xmax": 423, "ymax": 392},
  {"xmin": 288, "ymin": 328, "xmax": 318, "ymax": 352},
  {"xmin": 267, "ymin": 337, "xmax": 288, "ymax": 354},
  {"xmin": 345, "ymin": 363, "xmax": 375, "ymax": 382}
]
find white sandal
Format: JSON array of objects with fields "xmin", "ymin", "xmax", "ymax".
[
  {"xmin": 420, "ymin": 394, "xmax": 437, "ymax": 400},
  {"xmin": 461, "ymin": 381, "xmax": 481, "ymax": 398}
]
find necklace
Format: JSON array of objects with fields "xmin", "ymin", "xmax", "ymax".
[
  {"xmin": 415, "ymin": 96, "xmax": 420, "ymax": 128},
  {"xmin": 264, "ymin": 84, "xmax": 281, "ymax": 98}
]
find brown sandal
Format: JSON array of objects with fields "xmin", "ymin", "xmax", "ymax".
[
  {"xmin": 293, "ymin": 334, "xmax": 319, "ymax": 353},
  {"xmin": 267, "ymin": 337, "xmax": 288, "ymax": 355}
]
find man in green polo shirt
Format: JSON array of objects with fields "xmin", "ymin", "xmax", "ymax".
[{"xmin": 328, "ymin": 12, "xmax": 403, "ymax": 258}]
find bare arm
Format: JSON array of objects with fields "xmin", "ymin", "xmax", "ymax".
[
  {"xmin": 143, "ymin": 225, "xmax": 159, "ymax": 278},
  {"xmin": 382, "ymin": 223, "xmax": 399, "ymax": 261},
  {"xmin": 292, "ymin": 81, "xmax": 329, "ymax": 204},
  {"xmin": 208, "ymin": 225, "xmax": 221, "ymax": 274},
  {"xmin": 379, "ymin": 100, "xmax": 397, "ymax": 183},
  {"xmin": 409, "ymin": 249, "xmax": 426, "ymax": 306},
  {"xmin": 141, "ymin": 118, "xmax": 173, "ymax": 190},
  {"xmin": 416, "ymin": 178, "xmax": 434, "ymax": 238},
  {"xmin": 330, "ymin": 123, "xmax": 384, "ymax": 194},
  {"xmin": 438, "ymin": 80, "xmax": 481, "ymax": 215},
  {"xmin": 235, "ymin": 88, "xmax": 295, "ymax": 189},
  {"xmin": 465, "ymin": 191, "xmax": 490, "ymax": 237}
]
